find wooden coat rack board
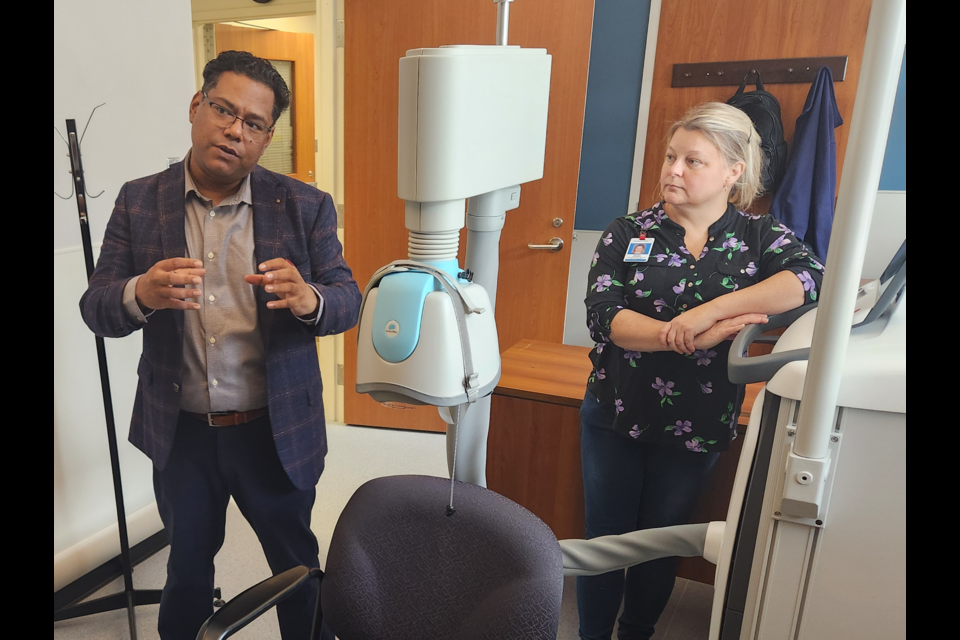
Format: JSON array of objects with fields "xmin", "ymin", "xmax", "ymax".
[{"xmin": 672, "ymin": 56, "xmax": 847, "ymax": 87}]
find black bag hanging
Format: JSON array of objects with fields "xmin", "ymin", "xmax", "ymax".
[{"xmin": 726, "ymin": 72, "xmax": 788, "ymax": 195}]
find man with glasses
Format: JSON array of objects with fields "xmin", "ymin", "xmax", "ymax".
[{"xmin": 80, "ymin": 50, "xmax": 360, "ymax": 640}]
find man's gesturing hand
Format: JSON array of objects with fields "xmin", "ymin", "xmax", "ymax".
[
  {"xmin": 245, "ymin": 258, "xmax": 318, "ymax": 318},
  {"xmin": 135, "ymin": 258, "xmax": 205, "ymax": 311}
]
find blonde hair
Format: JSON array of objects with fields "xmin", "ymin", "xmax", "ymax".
[{"xmin": 667, "ymin": 102, "xmax": 764, "ymax": 211}]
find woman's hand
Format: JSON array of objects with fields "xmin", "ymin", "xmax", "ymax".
[
  {"xmin": 691, "ymin": 313, "xmax": 768, "ymax": 351},
  {"xmin": 659, "ymin": 305, "xmax": 720, "ymax": 354}
]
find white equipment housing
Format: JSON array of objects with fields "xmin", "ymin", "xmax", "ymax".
[
  {"xmin": 356, "ymin": 274, "xmax": 501, "ymax": 406},
  {"xmin": 398, "ymin": 45, "xmax": 552, "ymax": 209},
  {"xmin": 356, "ymin": 44, "xmax": 552, "ymax": 413},
  {"xmin": 710, "ymin": 285, "xmax": 906, "ymax": 639}
]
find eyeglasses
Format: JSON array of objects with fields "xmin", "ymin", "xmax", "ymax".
[{"xmin": 202, "ymin": 92, "xmax": 273, "ymax": 141}]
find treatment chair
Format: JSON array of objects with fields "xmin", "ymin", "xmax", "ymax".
[{"xmin": 197, "ymin": 474, "xmax": 564, "ymax": 640}]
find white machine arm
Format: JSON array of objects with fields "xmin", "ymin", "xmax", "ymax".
[
  {"xmin": 356, "ymin": 37, "xmax": 553, "ymax": 485},
  {"xmin": 559, "ymin": 522, "xmax": 726, "ymax": 577}
]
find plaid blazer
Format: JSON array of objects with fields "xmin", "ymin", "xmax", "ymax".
[{"xmin": 80, "ymin": 162, "xmax": 361, "ymax": 490}]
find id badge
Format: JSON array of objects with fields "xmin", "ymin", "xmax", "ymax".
[{"xmin": 624, "ymin": 237, "xmax": 654, "ymax": 263}]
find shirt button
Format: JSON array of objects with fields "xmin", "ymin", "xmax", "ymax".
[
  {"xmin": 687, "ymin": 282, "xmax": 694, "ymax": 288},
  {"xmin": 689, "ymin": 264, "xmax": 696, "ymax": 270},
  {"xmin": 709, "ymin": 236, "xmax": 715, "ymax": 241},
  {"xmin": 208, "ymin": 294, "xmax": 216, "ymax": 302},
  {"xmin": 682, "ymin": 304, "xmax": 688, "ymax": 309},
  {"xmin": 212, "ymin": 379, "xmax": 219, "ymax": 387},
  {"xmin": 207, "ymin": 251, "xmax": 215, "ymax": 259},
  {"xmin": 172, "ymin": 383, "xmax": 180, "ymax": 393},
  {"xmin": 209, "ymin": 336, "xmax": 217, "ymax": 344},
  {"xmin": 209, "ymin": 211, "xmax": 216, "ymax": 218}
]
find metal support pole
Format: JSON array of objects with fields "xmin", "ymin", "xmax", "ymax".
[
  {"xmin": 495, "ymin": 0, "xmax": 514, "ymax": 46},
  {"xmin": 441, "ymin": 187, "xmax": 519, "ymax": 486},
  {"xmin": 792, "ymin": 0, "xmax": 906, "ymax": 461}
]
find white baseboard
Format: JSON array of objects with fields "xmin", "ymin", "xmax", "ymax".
[{"xmin": 53, "ymin": 502, "xmax": 163, "ymax": 592}]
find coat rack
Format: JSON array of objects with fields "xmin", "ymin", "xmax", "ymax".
[
  {"xmin": 672, "ymin": 56, "xmax": 847, "ymax": 88},
  {"xmin": 53, "ymin": 111, "xmax": 162, "ymax": 640}
]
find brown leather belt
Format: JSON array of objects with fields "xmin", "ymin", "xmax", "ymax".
[{"xmin": 184, "ymin": 408, "xmax": 268, "ymax": 427}]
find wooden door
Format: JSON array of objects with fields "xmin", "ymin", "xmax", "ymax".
[
  {"xmin": 343, "ymin": 1, "xmax": 594, "ymax": 431},
  {"xmin": 215, "ymin": 24, "xmax": 315, "ymax": 184},
  {"xmin": 635, "ymin": 0, "xmax": 873, "ymax": 214}
]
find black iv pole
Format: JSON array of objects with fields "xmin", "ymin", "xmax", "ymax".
[{"xmin": 53, "ymin": 118, "xmax": 163, "ymax": 637}]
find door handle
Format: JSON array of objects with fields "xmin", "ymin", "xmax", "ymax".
[{"xmin": 527, "ymin": 237, "xmax": 564, "ymax": 252}]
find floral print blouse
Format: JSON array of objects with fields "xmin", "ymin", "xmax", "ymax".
[{"xmin": 585, "ymin": 202, "xmax": 825, "ymax": 452}]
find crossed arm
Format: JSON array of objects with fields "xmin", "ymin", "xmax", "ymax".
[{"xmin": 610, "ymin": 271, "xmax": 805, "ymax": 355}]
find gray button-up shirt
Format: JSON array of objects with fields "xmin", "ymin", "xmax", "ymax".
[{"xmin": 123, "ymin": 156, "xmax": 322, "ymax": 414}]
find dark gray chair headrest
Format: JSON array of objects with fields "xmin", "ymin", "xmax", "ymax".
[{"xmin": 321, "ymin": 475, "xmax": 563, "ymax": 640}]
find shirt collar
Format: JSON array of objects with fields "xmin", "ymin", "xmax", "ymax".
[
  {"xmin": 709, "ymin": 202, "xmax": 740, "ymax": 236},
  {"xmin": 183, "ymin": 149, "xmax": 253, "ymax": 207}
]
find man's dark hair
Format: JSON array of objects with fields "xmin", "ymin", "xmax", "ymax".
[{"xmin": 202, "ymin": 50, "xmax": 291, "ymax": 126}]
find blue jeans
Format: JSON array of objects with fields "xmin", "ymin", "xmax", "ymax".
[{"xmin": 577, "ymin": 391, "xmax": 719, "ymax": 640}]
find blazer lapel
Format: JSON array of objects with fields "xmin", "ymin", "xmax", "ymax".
[
  {"xmin": 158, "ymin": 163, "xmax": 187, "ymax": 260},
  {"xmin": 157, "ymin": 163, "xmax": 187, "ymax": 337},
  {"xmin": 251, "ymin": 167, "xmax": 286, "ymax": 347}
]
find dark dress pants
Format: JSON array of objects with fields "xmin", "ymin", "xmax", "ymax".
[
  {"xmin": 577, "ymin": 392, "xmax": 719, "ymax": 640},
  {"xmin": 153, "ymin": 412, "xmax": 321, "ymax": 640}
]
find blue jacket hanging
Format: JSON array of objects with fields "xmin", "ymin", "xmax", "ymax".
[{"xmin": 769, "ymin": 67, "xmax": 843, "ymax": 260}]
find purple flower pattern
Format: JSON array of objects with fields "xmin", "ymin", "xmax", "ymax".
[
  {"xmin": 693, "ymin": 349, "xmax": 717, "ymax": 366},
  {"xmin": 668, "ymin": 420, "xmax": 693, "ymax": 436},
  {"xmin": 593, "ymin": 274, "xmax": 613, "ymax": 292},
  {"xmin": 652, "ymin": 377, "xmax": 674, "ymax": 397},
  {"xmin": 583, "ymin": 201, "xmax": 823, "ymax": 452},
  {"xmin": 797, "ymin": 271, "xmax": 817, "ymax": 300},
  {"xmin": 766, "ymin": 233, "xmax": 791, "ymax": 254}
]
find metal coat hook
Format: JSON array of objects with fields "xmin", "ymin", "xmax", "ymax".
[
  {"xmin": 54, "ymin": 103, "xmax": 107, "ymax": 200},
  {"xmin": 671, "ymin": 57, "xmax": 848, "ymax": 88}
]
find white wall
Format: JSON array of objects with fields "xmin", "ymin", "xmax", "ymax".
[
  {"xmin": 861, "ymin": 191, "xmax": 906, "ymax": 280},
  {"xmin": 562, "ymin": 230, "xmax": 601, "ymax": 348},
  {"xmin": 53, "ymin": 0, "xmax": 195, "ymax": 590}
]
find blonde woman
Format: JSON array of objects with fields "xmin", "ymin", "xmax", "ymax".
[{"xmin": 579, "ymin": 102, "xmax": 824, "ymax": 640}]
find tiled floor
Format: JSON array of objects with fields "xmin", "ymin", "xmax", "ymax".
[{"xmin": 54, "ymin": 422, "xmax": 713, "ymax": 640}]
